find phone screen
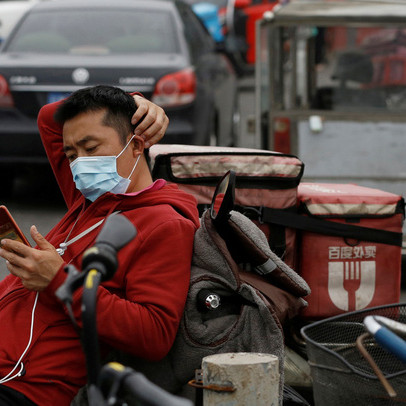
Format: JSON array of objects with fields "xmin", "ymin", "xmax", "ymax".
[
  {"xmin": 0, "ymin": 224, "xmax": 25, "ymax": 244},
  {"xmin": 0, "ymin": 206, "xmax": 30, "ymax": 246}
]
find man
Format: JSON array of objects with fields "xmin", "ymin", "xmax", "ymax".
[{"xmin": 0, "ymin": 86, "xmax": 200, "ymax": 405}]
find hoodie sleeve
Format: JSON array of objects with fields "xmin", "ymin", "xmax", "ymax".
[{"xmin": 37, "ymin": 101, "xmax": 80, "ymax": 209}]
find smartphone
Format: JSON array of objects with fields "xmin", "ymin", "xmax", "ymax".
[{"xmin": 0, "ymin": 205, "xmax": 30, "ymax": 246}]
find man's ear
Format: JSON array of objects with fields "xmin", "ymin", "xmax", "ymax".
[{"xmin": 130, "ymin": 134, "xmax": 145, "ymax": 156}]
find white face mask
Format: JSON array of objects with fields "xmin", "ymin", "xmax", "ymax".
[{"xmin": 69, "ymin": 135, "xmax": 140, "ymax": 202}]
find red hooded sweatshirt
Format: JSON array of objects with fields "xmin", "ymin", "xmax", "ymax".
[{"xmin": 0, "ymin": 100, "xmax": 200, "ymax": 405}]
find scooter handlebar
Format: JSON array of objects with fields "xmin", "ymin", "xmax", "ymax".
[
  {"xmin": 99, "ymin": 362, "xmax": 193, "ymax": 406},
  {"xmin": 364, "ymin": 316, "xmax": 406, "ymax": 364}
]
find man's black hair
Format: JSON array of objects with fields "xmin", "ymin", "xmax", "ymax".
[{"xmin": 54, "ymin": 85, "xmax": 137, "ymax": 145}]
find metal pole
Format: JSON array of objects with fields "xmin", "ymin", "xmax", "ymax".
[{"xmin": 202, "ymin": 352, "xmax": 280, "ymax": 406}]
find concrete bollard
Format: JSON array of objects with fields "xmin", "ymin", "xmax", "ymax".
[{"xmin": 202, "ymin": 352, "xmax": 280, "ymax": 406}]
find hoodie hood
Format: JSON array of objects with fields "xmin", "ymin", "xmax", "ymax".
[{"xmin": 101, "ymin": 183, "xmax": 200, "ymax": 229}]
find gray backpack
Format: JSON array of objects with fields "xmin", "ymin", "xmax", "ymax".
[{"xmin": 109, "ymin": 205, "xmax": 310, "ymax": 404}]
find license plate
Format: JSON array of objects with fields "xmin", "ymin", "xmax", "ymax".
[{"xmin": 47, "ymin": 92, "xmax": 71, "ymax": 104}]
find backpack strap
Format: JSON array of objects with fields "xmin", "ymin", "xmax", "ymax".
[
  {"xmin": 267, "ymin": 223, "xmax": 287, "ymax": 259},
  {"xmin": 233, "ymin": 205, "xmax": 298, "ymax": 261},
  {"xmin": 261, "ymin": 207, "xmax": 403, "ymax": 247}
]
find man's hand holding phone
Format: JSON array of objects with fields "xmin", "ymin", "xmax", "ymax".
[{"xmin": 0, "ymin": 207, "xmax": 64, "ymax": 291}]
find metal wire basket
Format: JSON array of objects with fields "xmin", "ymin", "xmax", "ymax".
[{"xmin": 301, "ymin": 303, "xmax": 406, "ymax": 406}]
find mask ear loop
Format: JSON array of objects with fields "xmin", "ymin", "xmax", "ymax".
[
  {"xmin": 116, "ymin": 134, "xmax": 137, "ymax": 159},
  {"xmin": 126, "ymin": 154, "xmax": 141, "ymax": 181},
  {"xmin": 116, "ymin": 134, "xmax": 142, "ymax": 180}
]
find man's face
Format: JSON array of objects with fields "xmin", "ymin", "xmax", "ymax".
[{"xmin": 62, "ymin": 109, "xmax": 135, "ymax": 178}]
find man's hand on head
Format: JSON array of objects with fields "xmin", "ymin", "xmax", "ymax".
[
  {"xmin": 0, "ymin": 225, "xmax": 64, "ymax": 291},
  {"xmin": 132, "ymin": 95, "xmax": 169, "ymax": 148}
]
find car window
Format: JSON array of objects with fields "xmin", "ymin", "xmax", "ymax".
[
  {"xmin": 5, "ymin": 9, "xmax": 180, "ymax": 55},
  {"xmin": 176, "ymin": 2, "xmax": 214, "ymax": 60}
]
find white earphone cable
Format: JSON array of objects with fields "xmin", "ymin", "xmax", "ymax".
[{"xmin": 0, "ymin": 292, "xmax": 39, "ymax": 384}]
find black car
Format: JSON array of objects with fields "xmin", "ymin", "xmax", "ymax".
[{"xmin": 0, "ymin": 0, "xmax": 237, "ymax": 185}]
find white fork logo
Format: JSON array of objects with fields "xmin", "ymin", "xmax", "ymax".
[{"xmin": 328, "ymin": 261, "xmax": 376, "ymax": 311}]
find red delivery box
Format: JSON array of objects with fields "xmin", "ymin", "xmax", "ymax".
[
  {"xmin": 149, "ymin": 144, "xmax": 304, "ymax": 269},
  {"xmin": 297, "ymin": 183, "xmax": 405, "ymax": 320}
]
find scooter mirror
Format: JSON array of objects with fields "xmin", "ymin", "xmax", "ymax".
[{"xmin": 210, "ymin": 170, "xmax": 236, "ymax": 222}]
